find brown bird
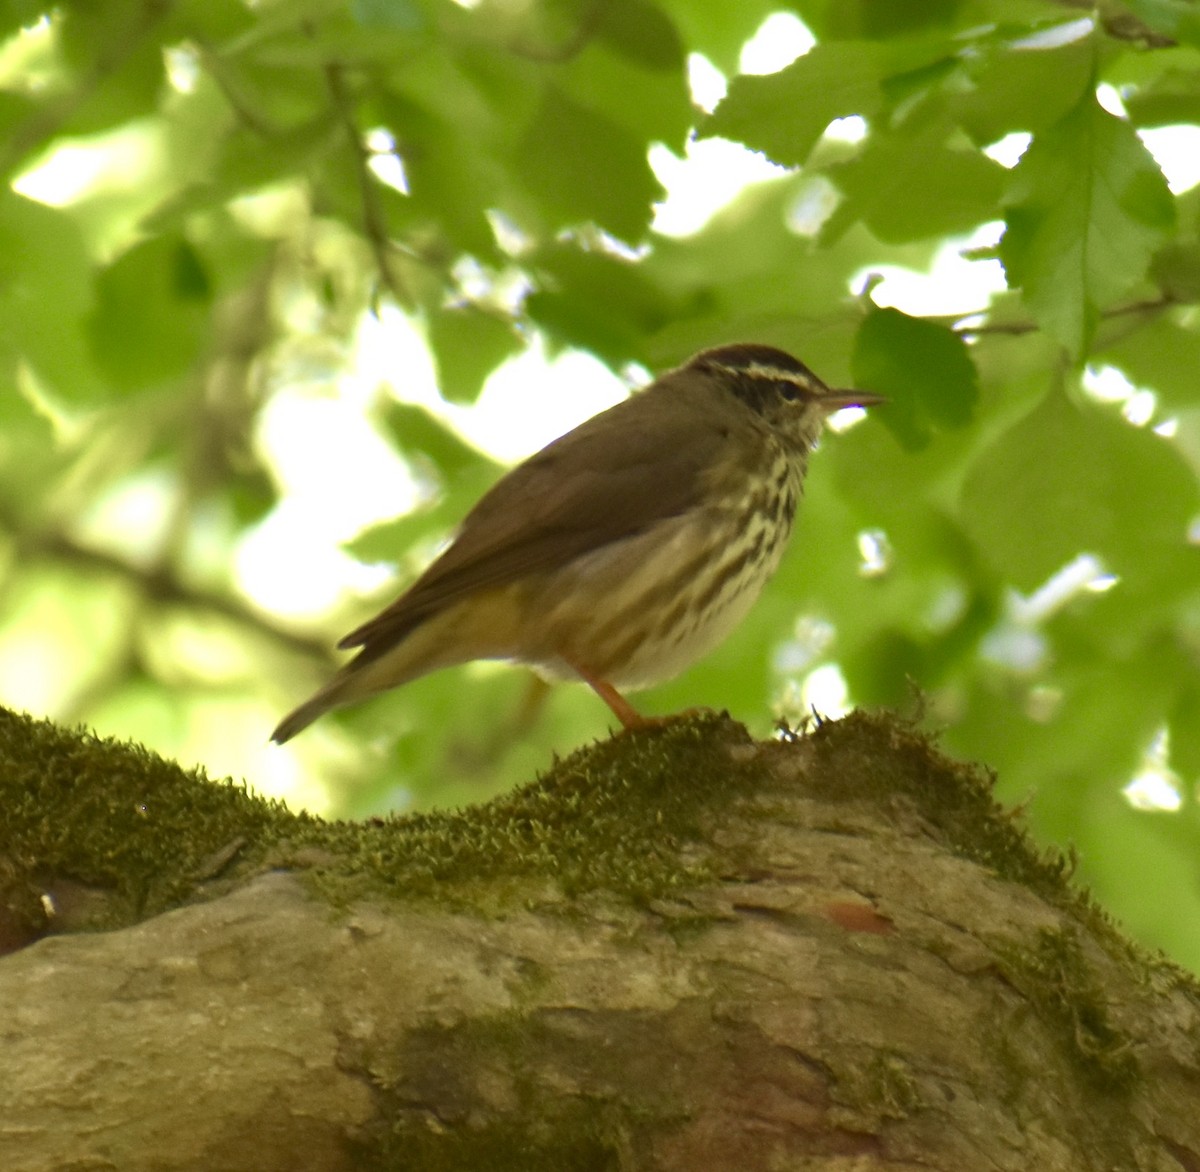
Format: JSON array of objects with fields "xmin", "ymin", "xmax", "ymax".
[{"xmin": 271, "ymin": 343, "xmax": 882, "ymax": 742}]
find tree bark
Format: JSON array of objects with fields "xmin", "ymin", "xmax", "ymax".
[{"xmin": 2, "ymin": 710, "xmax": 1199, "ymax": 1171}]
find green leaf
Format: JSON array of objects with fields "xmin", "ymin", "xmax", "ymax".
[
  {"xmin": 375, "ymin": 88, "xmax": 506, "ymax": 261},
  {"xmin": 803, "ymin": 0, "xmax": 964, "ymax": 40},
  {"xmin": 526, "ymin": 244, "xmax": 677, "ymax": 363},
  {"xmin": 381, "ymin": 402, "xmax": 499, "ymax": 480},
  {"xmin": 999, "ymin": 97, "xmax": 1176, "ymax": 358},
  {"xmin": 183, "ymin": 116, "xmax": 340, "ymax": 212},
  {"xmin": 0, "ymin": 192, "xmax": 100, "ymax": 402},
  {"xmin": 516, "ymin": 86, "xmax": 663, "ymax": 242},
  {"xmin": 704, "ymin": 33, "xmax": 965, "ymax": 168},
  {"xmin": 595, "ymin": 0, "xmax": 685, "ymax": 71},
  {"xmin": 57, "ymin": 0, "xmax": 167, "ymax": 137},
  {"xmin": 344, "ymin": 510, "xmax": 440, "ymax": 565},
  {"xmin": 659, "ymin": 0, "xmax": 780, "ymax": 73},
  {"xmin": 1150, "ymin": 242, "xmax": 1200, "ymax": 304},
  {"xmin": 0, "ymin": 374, "xmax": 60, "ymax": 502},
  {"xmin": 1168, "ymin": 683, "xmax": 1200, "ymax": 782},
  {"xmin": 163, "ymin": 0, "xmax": 256, "ymax": 41},
  {"xmin": 703, "ymin": 41, "xmax": 885, "ymax": 167},
  {"xmin": 0, "ymin": 1, "xmax": 40, "ymax": 38},
  {"xmin": 351, "ymin": 0, "xmax": 425, "ymax": 31},
  {"xmin": 959, "ymin": 387, "xmax": 1199, "ymax": 588},
  {"xmin": 851, "ymin": 308, "xmax": 979, "ymax": 450},
  {"xmin": 348, "ymin": 404, "xmax": 501, "ymax": 564},
  {"xmin": 427, "ymin": 308, "xmax": 524, "ymax": 404},
  {"xmin": 1097, "ymin": 315, "xmax": 1200, "ymax": 411},
  {"xmin": 559, "ymin": 8, "xmax": 692, "ymax": 152},
  {"xmin": 1123, "ymin": 0, "xmax": 1200, "ymax": 49},
  {"xmin": 1124, "ymin": 66, "xmax": 1200, "ymax": 127},
  {"xmin": 952, "ymin": 26, "xmax": 1093, "ymax": 143},
  {"xmin": 87, "ymin": 236, "xmax": 213, "ymax": 392},
  {"xmin": 824, "ymin": 128, "xmax": 1008, "ymax": 243}
]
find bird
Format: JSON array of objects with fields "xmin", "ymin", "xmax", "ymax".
[{"xmin": 270, "ymin": 343, "xmax": 883, "ymax": 743}]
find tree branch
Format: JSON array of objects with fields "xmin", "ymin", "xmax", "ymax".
[
  {"xmin": 1, "ymin": 513, "xmax": 336, "ymax": 667},
  {"xmin": 3, "ymin": 711, "xmax": 1199, "ymax": 1170}
]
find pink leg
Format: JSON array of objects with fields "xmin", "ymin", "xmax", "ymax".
[{"xmin": 566, "ymin": 661, "xmax": 647, "ymax": 729}]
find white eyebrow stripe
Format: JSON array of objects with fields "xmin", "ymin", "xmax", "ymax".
[{"xmin": 708, "ymin": 361, "xmax": 820, "ymax": 388}]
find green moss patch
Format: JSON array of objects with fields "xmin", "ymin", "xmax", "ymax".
[
  {"xmin": 794, "ymin": 709, "xmax": 1081, "ymax": 906},
  {"xmin": 0, "ymin": 706, "xmax": 765, "ymax": 934}
]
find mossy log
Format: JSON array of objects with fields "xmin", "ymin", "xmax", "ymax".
[{"xmin": 2, "ymin": 707, "xmax": 1198, "ymax": 1171}]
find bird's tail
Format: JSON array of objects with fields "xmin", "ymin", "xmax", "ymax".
[
  {"xmin": 270, "ymin": 687, "xmax": 341, "ymax": 744},
  {"xmin": 269, "ymin": 604, "xmax": 494, "ymax": 743}
]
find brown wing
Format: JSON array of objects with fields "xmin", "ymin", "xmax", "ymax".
[{"xmin": 339, "ymin": 375, "xmax": 739, "ymax": 656}]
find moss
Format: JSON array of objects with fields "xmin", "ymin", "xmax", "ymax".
[
  {"xmin": 359, "ymin": 1106, "xmax": 623, "ymax": 1172},
  {"xmin": 830, "ymin": 1049, "xmax": 923, "ymax": 1126},
  {"xmin": 996, "ymin": 926, "xmax": 1138, "ymax": 1091},
  {"xmin": 862, "ymin": 1051, "xmax": 923, "ymax": 1118},
  {"xmin": 786, "ymin": 711, "xmax": 1155, "ymax": 1100},
  {"xmin": 355, "ymin": 1010, "xmax": 689, "ymax": 1171},
  {"xmin": 791, "ymin": 711, "xmax": 1070, "ymax": 894},
  {"xmin": 0, "ymin": 705, "xmax": 765, "ymax": 934},
  {"xmin": 302, "ymin": 710, "xmax": 769, "ymax": 911},
  {"xmin": 0, "ymin": 706, "xmax": 306, "ymax": 928},
  {"xmin": 790, "ymin": 711, "xmax": 1143, "ymax": 949}
]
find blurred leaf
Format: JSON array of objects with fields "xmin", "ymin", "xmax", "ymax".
[
  {"xmin": 227, "ymin": 468, "xmax": 279, "ymax": 528},
  {"xmin": 1168, "ymin": 682, "xmax": 1200, "ymax": 782},
  {"xmin": 595, "ymin": 0, "xmax": 685, "ymax": 71},
  {"xmin": 381, "ymin": 401, "xmax": 498, "ymax": 479},
  {"xmin": 376, "ymin": 87, "xmax": 506, "ymax": 261},
  {"xmin": 1123, "ymin": 0, "xmax": 1200, "ymax": 49},
  {"xmin": 351, "ymin": 0, "xmax": 425, "ymax": 32},
  {"xmin": 999, "ymin": 96, "xmax": 1176, "ymax": 357},
  {"xmin": 164, "ymin": 0, "xmax": 256, "ymax": 41},
  {"xmin": 214, "ymin": 115, "xmax": 341, "ymax": 192},
  {"xmin": 852, "ymin": 308, "xmax": 979, "ymax": 450},
  {"xmin": 526, "ymin": 244, "xmax": 679, "ymax": 364},
  {"xmin": 0, "ymin": 1, "xmax": 41, "ymax": 37},
  {"xmin": 87, "ymin": 236, "xmax": 213, "ymax": 392},
  {"xmin": 559, "ymin": 5, "xmax": 691, "ymax": 152},
  {"xmin": 344, "ymin": 510, "xmax": 440, "ymax": 565},
  {"xmin": 0, "ymin": 192, "xmax": 100, "ymax": 402},
  {"xmin": 0, "ymin": 378, "xmax": 60, "ymax": 502},
  {"xmin": 802, "ymin": 0, "xmax": 964, "ymax": 39},
  {"xmin": 1149, "ymin": 242, "xmax": 1200, "ymax": 303},
  {"xmin": 824, "ymin": 128, "xmax": 1007, "ymax": 243},
  {"xmin": 952, "ymin": 25, "xmax": 1093, "ymax": 143},
  {"xmin": 705, "ymin": 33, "xmax": 964, "ymax": 168},
  {"xmin": 1125, "ymin": 66, "xmax": 1200, "ymax": 126},
  {"xmin": 344, "ymin": 436, "xmax": 495, "ymax": 565},
  {"xmin": 1078, "ymin": 793, "xmax": 1200, "ymax": 975},
  {"xmin": 703, "ymin": 41, "xmax": 886, "ymax": 167},
  {"xmin": 1096, "ymin": 313, "xmax": 1200, "ymax": 411},
  {"xmin": 56, "ymin": 0, "xmax": 167, "ymax": 136},
  {"xmin": 0, "ymin": 90, "xmax": 39, "ymax": 151},
  {"xmin": 657, "ymin": 0, "xmax": 779, "ymax": 73},
  {"xmin": 516, "ymin": 86, "xmax": 663, "ymax": 242},
  {"xmin": 959, "ymin": 388, "xmax": 1198, "ymax": 588},
  {"xmin": 427, "ymin": 308, "xmax": 523, "ymax": 404}
]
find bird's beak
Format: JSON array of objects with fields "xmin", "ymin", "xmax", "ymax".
[{"xmin": 820, "ymin": 389, "xmax": 887, "ymax": 412}]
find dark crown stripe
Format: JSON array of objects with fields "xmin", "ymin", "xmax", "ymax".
[{"xmin": 691, "ymin": 343, "xmax": 818, "ymax": 382}]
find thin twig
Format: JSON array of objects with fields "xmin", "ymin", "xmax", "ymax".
[
  {"xmin": 951, "ymin": 294, "xmax": 1176, "ymax": 338},
  {"xmin": 4, "ymin": 519, "xmax": 338, "ymax": 667},
  {"xmin": 323, "ymin": 60, "xmax": 406, "ymax": 304}
]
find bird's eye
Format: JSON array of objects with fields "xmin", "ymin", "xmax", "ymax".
[{"xmin": 778, "ymin": 382, "xmax": 801, "ymax": 400}]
